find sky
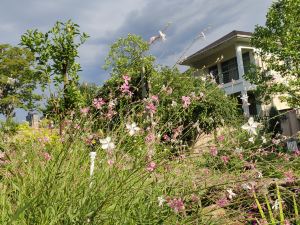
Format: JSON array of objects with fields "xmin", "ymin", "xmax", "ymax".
[{"xmin": 0, "ymin": 0, "xmax": 273, "ymax": 121}]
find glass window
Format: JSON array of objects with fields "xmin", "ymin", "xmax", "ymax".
[
  {"xmin": 242, "ymin": 52, "xmax": 251, "ymax": 74},
  {"xmin": 221, "ymin": 57, "xmax": 239, "ymax": 83}
]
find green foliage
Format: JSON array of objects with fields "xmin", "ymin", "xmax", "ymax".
[
  {"xmin": 0, "ymin": 118, "xmax": 19, "ymax": 135},
  {"xmin": 0, "ymin": 44, "xmax": 40, "ymax": 120},
  {"xmin": 245, "ymin": 0, "xmax": 300, "ymax": 108},
  {"xmin": 79, "ymin": 82, "xmax": 99, "ymax": 106},
  {"xmin": 95, "ymin": 34, "xmax": 238, "ymax": 145},
  {"xmin": 21, "ymin": 20, "xmax": 89, "ymax": 118},
  {"xmin": 103, "ymin": 33, "xmax": 155, "ymax": 78},
  {"xmin": 152, "ymin": 67, "xmax": 238, "ymax": 135},
  {"xmin": 254, "ymin": 185, "xmax": 300, "ymax": 225}
]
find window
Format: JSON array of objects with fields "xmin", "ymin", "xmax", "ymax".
[
  {"xmin": 221, "ymin": 57, "xmax": 239, "ymax": 83},
  {"xmin": 242, "ymin": 52, "xmax": 251, "ymax": 74},
  {"xmin": 208, "ymin": 65, "xmax": 219, "ymax": 84}
]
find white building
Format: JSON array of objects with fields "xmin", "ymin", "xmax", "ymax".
[{"xmin": 180, "ymin": 30, "xmax": 300, "ymax": 137}]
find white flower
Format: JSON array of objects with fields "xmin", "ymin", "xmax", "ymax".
[
  {"xmin": 272, "ymin": 199, "xmax": 280, "ymax": 210},
  {"xmin": 190, "ymin": 92, "xmax": 196, "ymax": 98},
  {"xmin": 89, "ymin": 151, "xmax": 97, "ymax": 177},
  {"xmin": 261, "ymin": 136, "xmax": 267, "ymax": 144},
  {"xmin": 240, "ymin": 93, "xmax": 249, "ymax": 103},
  {"xmin": 241, "ymin": 183, "xmax": 252, "ymax": 190},
  {"xmin": 157, "ymin": 196, "xmax": 166, "ymax": 207},
  {"xmin": 171, "ymin": 101, "xmax": 177, "ymax": 107},
  {"xmin": 234, "ymin": 147, "xmax": 243, "ymax": 154},
  {"xmin": 257, "ymin": 171, "xmax": 263, "ymax": 178},
  {"xmin": 272, "ymin": 138, "xmax": 280, "ymax": 145},
  {"xmin": 192, "ymin": 120, "xmax": 199, "ymax": 128},
  {"xmin": 126, "ymin": 122, "xmax": 140, "ymax": 136},
  {"xmin": 227, "ymin": 189, "xmax": 237, "ymax": 200},
  {"xmin": 100, "ymin": 137, "xmax": 115, "ymax": 151},
  {"xmin": 241, "ymin": 117, "xmax": 260, "ymax": 136},
  {"xmin": 108, "ymin": 99, "xmax": 117, "ymax": 108},
  {"xmin": 248, "ymin": 137, "xmax": 255, "ymax": 143},
  {"xmin": 7, "ymin": 77, "xmax": 17, "ymax": 85},
  {"xmin": 159, "ymin": 30, "xmax": 166, "ymax": 41}
]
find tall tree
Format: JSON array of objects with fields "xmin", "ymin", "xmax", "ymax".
[
  {"xmin": 21, "ymin": 20, "xmax": 89, "ymax": 126},
  {"xmin": 0, "ymin": 44, "xmax": 40, "ymax": 121},
  {"xmin": 245, "ymin": 0, "xmax": 300, "ymax": 108}
]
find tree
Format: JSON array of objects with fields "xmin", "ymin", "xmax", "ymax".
[
  {"xmin": 0, "ymin": 44, "xmax": 40, "ymax": 121},
  {"xmin": 245, "ymin": 0, "xmax": 300, "ymax": 108},
  {"xmin": 20, "ymin": 20, "xmax": 89, "ymax": 123},
  {"xmin": 94, "ymin": 34, "xmax": 238, "ymax": 143},
  {"xmin": 43, "ymin": 82, "xmax": 99, "ymax": 119},
  {"xmin": 103, "ymin": 34, "xmax": 155, "ymax": 99}
]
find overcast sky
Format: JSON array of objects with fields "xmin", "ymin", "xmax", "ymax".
[{"xmin": 0, "ymin": 0, "xmax": 273, "ymax": 121}]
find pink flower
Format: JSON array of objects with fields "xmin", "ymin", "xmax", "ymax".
[
  {"xmin": 93, "ymin": 98, "xmax": 105, "ymax": 109},
  {"xmin": 80, "ymin": 107, "xmax": 90, "ymax": 116},
  {"xmin": 120, "ymin": 75, "xmax": 133, "ymax": 96},
  {"xmin": 0, "ymin": 152, "xmax": 5, "ymax": 159},
  {"xmin": 107, "ymin": 159, "xmax": 115, "ymax": 166},
  {"xmin": 216, "ymin": 197, "xmax": 229, "ymax": 207},
  {"xmin": 43, "ymin": 152, "xmax": 51, "ymax": 161},
  {"xmin": 191, "ymin": 194, "xmax": 199, "ymax": 202},
  {"xmin": 172, "ymin": 126, "xmax": 183, "ymax": 140},
  {"xmin": 74, "ymin": 124, "xmax": 80, "ymax": 130},
  {"xmin": 123, "ymin": 75, "xmax": 131, "ymax": 84},
  {"xmin": 221, "ymin": 155, "xmax": 230, "ymax": 164},
  {"xmin": 146, "ymin": 161, "xmax": 156, "ymax": 172},
  {"xmin": 146, "ymin": 102, "xmax": 157, "ymax": 114},
  {"xmin": 163, "ymin": 134, "xmax": 170, "ymax": 141},
  {"xmin": 151, "ymin": 95, "xmax": 159, "ymax": 102},
  {"xmin": 38, "ymin": 136, "xmax": 50, "ymax": 144},
  {"xmin": 120, "ymin": 83, "xmax": 132, "ymax": 95},
  {"xmin": 182, "ymin": 96, "xmax": 191, "ymax": 108},
  {"xmin": 284, "ymin": 219, "xmax": 291, "ymax": 225},
  {"xmin": 145, "ymin": 133, "xmax": 155, "ymax": 143},
  {"xmin": 167, "ymin": 198, "xmax": 185, "ymax": 213},
  {"xmin": 294, "ymin": 150, "xmax": 300, "ymax": 156},
  {"xmin": 218, "ymin": 135, "xmax": 225, "ymax": 142},
  {"xmin": 210, "ymin": 146, "xmax": 218, "ymax": 156},
  {"xmin": 284, "ymin": 170, "xmax": 295, "ymax": 183},
  {"xmin": 43, "ymin": 137, "xmax": 50, "ymax": 143},
  {"xmin": 106, "ymin": 109, "xmax": 116, "ymax": 119}
]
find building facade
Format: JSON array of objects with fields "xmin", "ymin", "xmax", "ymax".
[{"xmin": 180, "ymin": 30, "xmax": 300, "ymax": 137}]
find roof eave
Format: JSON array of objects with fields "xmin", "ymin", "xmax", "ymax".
[{"xmin": 180, "ymin": 31, "xmax": 252, "ymax": 66}]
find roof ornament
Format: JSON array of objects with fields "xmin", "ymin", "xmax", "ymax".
[
  {"xmin": 174, "ymin": 25, "xmax": 212, "ymax": 68},
  {"xmin": 148, "ymin": 22, "xmax": 172, "ymax": 45}
]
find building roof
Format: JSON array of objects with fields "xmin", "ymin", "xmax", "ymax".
[{"xmin": 180, "ymin": 30, "xmax": 252, "ymax": 65}]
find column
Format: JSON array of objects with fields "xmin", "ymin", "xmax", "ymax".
[
  {"xmin": 235, "ymin": 45, "xmax": 245, "ymax": 79},
  {"xmin": 217, "ymin": 62, "xmax": 223, "ymax": 84}
]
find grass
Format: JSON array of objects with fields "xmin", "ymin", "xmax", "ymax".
[{"xmin": 0, "ymin": 120, "xmax": 299, "ymax": 224}]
